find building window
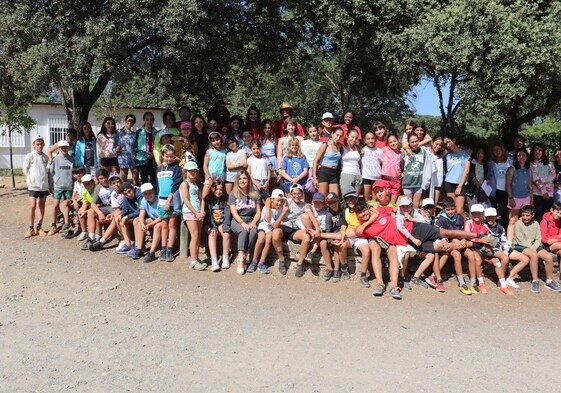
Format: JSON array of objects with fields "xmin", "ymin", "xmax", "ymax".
[
  {"xmin": 0, "ymin": 125, "xmax": 26, "ymax": 147},
  {"xmin": 49, "ymin": 117, "xmax": 68, "ymax": 145}
]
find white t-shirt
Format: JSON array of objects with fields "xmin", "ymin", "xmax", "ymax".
[
  {"xmin": 361, "ymin": 146, "xmax": 382, "ymax": 180},
  {"xmin": 257, "ymin": 206, "xmax": 282, "ymax": 232},
  {"xmin": 301, "ymin": 139, "xmax": 322, "ymax": 167},
  {"xmin": 226, "ymin": 150, "xmax": 246, "ymax": 182},
  {"xmin": 247, "ymin": 156, "xmax": 269, "ymax": 181},
  {"xmin": 73, "ymin": 180, "xmax": 84, "ymax": 196},
  {"xmin": 341, "ymin": 146, "xmax": 361, "ymax": 176}
]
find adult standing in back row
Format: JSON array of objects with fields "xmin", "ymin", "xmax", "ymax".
[{"xmin": 273, "ymin": 101, "xmax": 305, "ymax": 138}]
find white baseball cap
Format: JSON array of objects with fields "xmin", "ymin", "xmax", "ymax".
[
  {"xmin": 271, "ymin": 189, "xmax": 285, "ymax": 199},
  {"xmin": 422, "ymin": 198, "xmax": 435, "ymax": 207},
  {"xmin": 484, "ymin": 207, "xmax": 497, "ymax": 217},
  {"xmin": 82, "ymin": 174, "xmax": 93, "ymax": 182},
  {"xmin": 140, "ymin": 183, "xmax": 154, "ymax": 193},
  {"xmin": 322, "ymin": 112, "xmax": 334, "ymax": 120},
  {"xmin": 398, "ymin": 196, "xmax": 413, "ymax": 206},
  {"xmin": 32, "ymin": 135, "xmax": 44, "ymax": 143},
  {"xmin": 470, "ymin": 204, "xmax": 485, "ymax": 213},
  {"xmin": 58, "ymin": 140, "xmax": 70, "ymax": 147}
]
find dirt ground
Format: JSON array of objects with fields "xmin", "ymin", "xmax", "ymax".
[{"xmin": 1, "ymin": 176, "xmax": 560, "ymax": 392}]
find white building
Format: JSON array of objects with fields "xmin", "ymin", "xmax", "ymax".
[{"xmin": 0, "ymin": 103, "xmax": 169, "ymax": 169}]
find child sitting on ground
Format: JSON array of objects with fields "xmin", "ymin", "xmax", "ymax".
[
  {"xmin": 130, "ymin": 183, "xmax": 165, "ymax": 262},
  {"xmin": 251, "ymin": 189, "xmax": 287, "ymax": 274},
  {"xmin": 204, "ymin": 180, "xmax": 231, "ymax": 271},
  {"xmin": 512, "ymin": 205, "xmax": 561, "ymax": 293},
  {"xmin": 465, "ymin": 204, "xmax": 513, "ymax": 295}
]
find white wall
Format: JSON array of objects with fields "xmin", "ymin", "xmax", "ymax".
[{"xmin": 0, "ymin": 103, "xmax": 169, "ymax": 169}]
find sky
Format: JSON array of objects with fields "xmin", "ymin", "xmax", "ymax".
[{"xmin": 407, "ymin": 77, "xmax": 448, "ymax": 116}]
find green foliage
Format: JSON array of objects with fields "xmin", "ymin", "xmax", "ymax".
[
  {"xmin": 521, "ymin": 117, "xmax": 561, "ymax": 154},
  {"xmin": 0, "ymin": 103, "xmax": 35, "ymax": 135}
]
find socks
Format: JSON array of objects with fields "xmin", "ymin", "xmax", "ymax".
[
  {"xmin": 477, "ymin": 277, "xmax": 485, "ymax": 285},
  {"xmin": 99, "ymin": 238, "xmax": 106, "ymax": 245},
  {"xmin": 89, "ymin": 233, "xmax": 95, "ymax": 240},
  {"xmin": 361, "ymin": 272, "xmax": 366, "ymax": 277},
  {"xmin": 458, "ymin": 275, "xmax": 466, "ymax": 286},
  {"xmin": 470, "ymin": 278, "xmax": 477, "ymax": 286},
  {"xmin": 499, "ymin": 278, "xmax": 507, "ymax": 288}
]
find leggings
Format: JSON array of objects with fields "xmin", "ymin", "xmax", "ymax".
[
  {"xmin": 138, "ymin": 161, "xmax": 157, "ymax": 191},
  {"xmin": 230, "ymin": 219, "xmax": 258, "ymax": 252}
]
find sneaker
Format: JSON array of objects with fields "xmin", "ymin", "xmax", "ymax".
[
  {"xmin": 470, "ymin": 284, "xmax": 479, "ymax": 295},
  {"xmin": 389, "ymin": 286, "xmax": 402, "ymax": 300},
  {"xmin": 211, "ymin": 258, "xmax": 220, "ymax": 272},
  {"xmin": 278, "ymin": 260, "xmax": 287, "ymax": 275},
  {"xmin": 246, "ymin": 260, "xmax": 258, "ymax": 273},
  {"xmin": 81, "ymin": 239, "xmax": 93, "ymax": 250},
  {"xmin": 544, "ymin": 281, "xmax": 561, "ymax": 292},
  {"xmin": 359, "ymin": 275, "xmax": 371, "ymax": 288},
  {"xmin": 306, "ymin": 252, "xmax": 314, "ymax": 262},
  {"xmin": 222, "ymin": 255, "xmax": 230, "ymax": 269},
  {"xmin": 116, "ymin": 243, "xmax": 132, "ymax": 254},
  {"xmin": 37, "ymin": 225, "xmax": 47, "ymax": 236},
  {"xmin": 143, "ymin": 252, "xmax": 157, "ymax": 263},
  {"xmin": 127, "ymin": 246, "xmax": 137, "ymax": 257},
  {"xmin": 425, "ymin": 274, "xmax": 437, "ymax": 289},
  {"xmin": 499, "ymin": 286, "xmax": 514, "ymax": 296},
  {"xmin": 159, "ymin": 247, "xmax": 168, "ymax": 261},
  {"xmin": 258, "ymin": 262, "xmax": 269, "ymax": 274},
  {"xmin": 24, "ymin": 228, "xmax": 34, "ymax": 238},
  {"xmin": 372, "ymin": 285, "xmax": 385, "ymax": 296},
  {"xmin": 412, "ymin": 276, "xmax": 429, "ymax": 289},
  {"xmin": 236, "ymin": 256, "xmax": 246, "ymax": 275},
  {"xmin": 77, "ymin": 232, "xmax": 89, "ymax": 241},
  {"xmin": 322, "ymin": 269, "xmax": 334, "ymax": 282},
  {"xmin": 478, "ymin": 282, "xmax": 488, "ymax": 294},
  {"xmin": 191, "ymin": 260, "xmax": 208, "ymax": 271},
  {"xmin": 131, "ymin": 249, "xmax": 144, "ymax": 260},
  {"xmin": 61, "ymin": 229, "xmax": 74, "ymax": 239},
  {"xmin": 115, "ymin": 240, "xmax": 125, "ymax": 252},
  {"xmin": 331, "ymin": 270, "xmax": 341, "ymax": 283},
  {"xmin": 61, "ymin": 223, "xmax": 70, "ymax": 232},
  {"xmin": 47, "ymin": 225, "xmax": 59, "ymax": 236},
  {"xmin": 531, "ymin": 280, "xmax": 540, "ymax": 293},
  {"xmin": 506, "ymin": 277, "xmax": 520, "ymax": 289},
  {"xmin": 88, "ymin": 241, "xmax": 103, "ymax": 251},
  {"xmin": 402, "ymin": 280, "xmax": 412, "ymax": 290},
  {"xmin": 436, "ymin": 281, "xmax": 446, "ymax": 292},
  {"xmin": 295, "ymin": 264, "xmax": 304, "ymax": 278},
  {"xmin": 459, "ymin": 284, "xmax": 472, "ymax": 295},
  {"xmin": 340, "ymin": 265, "xmax": 350, "ymax": 280},
  {"xmin": 165, "ymin": 248, "xmax": 175, "ymax": 263}
]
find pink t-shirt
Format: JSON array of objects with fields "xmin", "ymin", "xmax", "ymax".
[{"xmin": 380, "ymin": 146, "xmax": 401, "ymax": 178}]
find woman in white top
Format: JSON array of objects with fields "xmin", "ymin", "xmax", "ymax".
[{"xmin": 339, "ymin": 128, "xmax": 362, "ymax": 196}]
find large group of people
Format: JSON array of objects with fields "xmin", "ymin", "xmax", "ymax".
[{"xmin": 21, "ymin": 102, "xmax": 561, "ymax": 299}]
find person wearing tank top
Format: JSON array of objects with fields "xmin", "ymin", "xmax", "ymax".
[
  {"xmin": 313, "ymin": 128, "xmax": 344, "ymax": 197},
  {"xmin": 339, "ymin": 128, "xmax": 362, "ymax": 197}
]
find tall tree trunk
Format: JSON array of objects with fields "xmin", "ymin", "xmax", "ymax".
[{"xmin": 8, "ymin": 126, "xmax": 15, "ymax": 188}]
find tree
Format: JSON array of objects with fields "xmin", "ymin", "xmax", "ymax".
[
  {"xmin": 0, "ymin": 104, "xmax": 35, "ymax": 188},
  {"xmin": 0, "ymin": 0, "xmax": 198, "ymax": 129}
]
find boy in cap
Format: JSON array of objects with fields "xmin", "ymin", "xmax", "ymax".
[
  {"xmin": 465, "ymin": 204, "xmax": 513, "ymax": 295},
  {"xmin": 23, "ymin": 135, "xmax": 49, "ymax": 237},
  {"xmin": 321, "ymin": 192, "xmax": 352, "ymax": 283},
  {"xmin": 48, "ymin": 139, "xmax": 75, "ymax": 235},
  {"xmin": 130, "ymin": 183, "xmax": 165, "ymax": 262}
]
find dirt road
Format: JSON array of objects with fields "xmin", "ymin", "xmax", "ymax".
[{"xmin": 1, "ymin": 177, "xmax": 559, "ymax": 392}]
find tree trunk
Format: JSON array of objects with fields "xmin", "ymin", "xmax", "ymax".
[{"xmin": 8, "ymin": 126, "xmax": 15, "ymax": 188}]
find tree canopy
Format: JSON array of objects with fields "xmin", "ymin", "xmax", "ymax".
[{"xmin": 1, "ymin": 0, "xmax": 561, "ymax": 141}]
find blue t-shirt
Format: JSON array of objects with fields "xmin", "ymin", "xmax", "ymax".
[
  {"xmin": 281, "ymin": 155, "xmax": 309, "ymax": 189},
  {"xmin": 445, "ymin": 150, "xmax": 470, "ymax": 185},
  {"xmin": 140, "ymin": 197, "xmax": 160, "ymax": 220}
]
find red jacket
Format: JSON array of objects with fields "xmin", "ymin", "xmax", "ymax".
[{"xmin": 540, "ymin": 212, "xmax": 561, "ymax": 244}]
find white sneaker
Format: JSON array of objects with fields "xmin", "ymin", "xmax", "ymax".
[
  {"xmin": 222, "ymin": 255, "xmax": 230, "ymax": 269},
  {"xmin": 506, "ymin": 278, "xmax": 520, "ymax": 289},
  {"xmin": 77, "ymin": 232, "xmax": 88, "ymax": 241},
  {"xmin": 116, "ymin": 240, "xmax": 125, "ymax": 250},
  {"xmin": 211, "ymin": 258, "xmax": 220, "ymax": 272}
]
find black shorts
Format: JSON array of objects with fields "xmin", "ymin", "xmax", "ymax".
[
  {"xmin": 100, "ymin": 157, "xmax": 119, "ymax": 168},
  {"xmin": 363, "ymin": 178, "xmax": 376, "ymax": 186},
  {"xmin": 409, "ymin": 223, "xmax": 441, "ymax": 253},
  {"xmin": 280, "ymin": 225, "xmax": 299, "ymax": 242},
  {"xmin": 28, "ymin": 190, "xmax": 49, "ymax": 198},
  {"xmin": 444, "ymin": 181, "xmax": 467, "ymax": 197},
  {"xmin": 317, "ymin": 166, "xmax": 338, "ymax": 184}
]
